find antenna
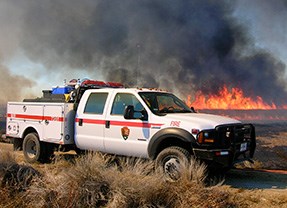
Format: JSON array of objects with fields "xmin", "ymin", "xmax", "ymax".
[{"xmin": 136, "ymin": 44, "xmax": 141, "ymax": 86}]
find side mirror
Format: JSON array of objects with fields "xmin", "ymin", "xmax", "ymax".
[
  {"xmin": 124, "ymin": 105, "xmax": 135, "ymax": 119},
  {"xmin": 124, "ymin": 105, "xmax": 148, "ymax": 120},
  {"xmin": 191, "ymin": 106, "xmax": 196, "ymax": 113}
]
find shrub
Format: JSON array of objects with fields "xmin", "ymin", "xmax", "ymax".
[{"xmin": 0, "ymin": 152, "xmax": 237, "ymax": 207}]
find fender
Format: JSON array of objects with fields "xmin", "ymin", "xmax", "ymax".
[
  {"xmin": 148, "ymin": 127, "xmax": 196, "ymax": 159},
  {"xmin": 22, "ymin": 126, "xmax": 39, "ymax": 139}
]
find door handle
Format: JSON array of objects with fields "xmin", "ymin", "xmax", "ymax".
[
  {"xmin": 79, "ymin": 118, "xmax": 83, "ymax": 126},
  {"xmin": 105, "ymin": 121, "xmax": 110, "ymax": 128}
]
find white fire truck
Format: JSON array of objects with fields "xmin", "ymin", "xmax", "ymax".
[{"xmin": 6, "ymin": 80, "xmax": 255, "ymax": 176}]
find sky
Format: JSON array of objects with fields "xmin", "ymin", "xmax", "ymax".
[
  {"xmin": 233, "ymin": 0, "xmax": 287, "ymax": 66},
  {"xmin": 0, "ymin": 0, "xmax": 287, "ymax": 105}
]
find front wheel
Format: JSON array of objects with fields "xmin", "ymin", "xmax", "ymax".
[{"xmin": 155, "ymin": 146, "xmax": 190, "ymax": 180}]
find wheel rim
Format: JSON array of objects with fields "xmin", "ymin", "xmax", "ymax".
[
  {"xmin": 26, "ymin": 139, "xmax": 37, "ymax": 159},
  {"xmin": 164, "ymin": 157, "xmax": 181, "ymax": 180}
]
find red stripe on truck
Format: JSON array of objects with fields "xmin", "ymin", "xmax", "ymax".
[
  {"xmin": 75, "ymin": 118, "xmax": 163, "ymax": 128},
  {"xmin": 7, "ymin": 113, "xmax": 43, "ymax": 120},
  {"xmin": 7, "ymin": 113, "xmax": 64, "ymax": 122},
  {"xmin": 110, "ymin": 120, "xmax": 163, "ymax": 128},
  {"xmin": 7, "ymin": 113, "xmax": 163, "ymax": 128},
  {"xmin": 75, "ymin": 118, "xmax": 106, "ymax": 125}
]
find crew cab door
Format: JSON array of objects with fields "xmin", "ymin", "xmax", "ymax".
[
  {"xmin": 104, "ymin": 92, "xmax": 151, "ymax": 157},
  {"xmin": 75, "ymin": 91, "xmax": 109, "ymax": 151}
]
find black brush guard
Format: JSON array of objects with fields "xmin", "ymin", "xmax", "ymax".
[{"xmin": 192, "ymin": 124, "xmax": 256, "ymax": 168}]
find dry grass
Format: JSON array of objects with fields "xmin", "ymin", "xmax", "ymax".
[
  {"xmin": 0, "ymin": 151, "xmax": 232, "ymax": 208},
  {"xmin": 0, "ymin": 149, "xmax": 286, "ymax": 208},
  {"xmin": 0, "ymin": 149, "xmax": 17, "ymax": 164}
]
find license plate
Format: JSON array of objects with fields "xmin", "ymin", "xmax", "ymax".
[{"xmin": 240, "ymin": 142, "xmax": 247, "ymax": 152}]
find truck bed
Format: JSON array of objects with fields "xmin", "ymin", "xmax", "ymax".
[{"xmin": 6, "ymin": 102, "xmax": 75, "ymax": 145}]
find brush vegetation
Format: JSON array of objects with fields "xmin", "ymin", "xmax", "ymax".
[{"xmin": 0, "ymin": 149, "xmax": 286, "ymax": 208}]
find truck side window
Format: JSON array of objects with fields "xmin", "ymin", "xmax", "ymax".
[
  {"xmin": 111, "ymin": 93, "xmax": 144, "ymax": 115},
  {"xmin": 84, "ymin": 93, "xmax": 108, "ymax": 114}
]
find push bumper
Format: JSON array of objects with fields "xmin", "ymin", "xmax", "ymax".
[
  {"xmin": 193, "ymin": 143, "xmax": 255, "ymax": 168},
  {"xmin": 193, "ymin": 123, "xmax": 256, "ymax": 168}
]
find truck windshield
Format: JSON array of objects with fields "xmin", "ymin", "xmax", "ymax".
[{"xmin": 139, "ymin": 92, "xmax": 192, "ymax": 114}]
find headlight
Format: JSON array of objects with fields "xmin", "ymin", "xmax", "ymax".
[{"xmin": 197, "ymin": 130, "xmax": 215, "ymax": 144}]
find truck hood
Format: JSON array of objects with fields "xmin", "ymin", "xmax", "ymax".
[{"xmin": 164, "ymin": 113, "xmax": 241, "ymax": 130}]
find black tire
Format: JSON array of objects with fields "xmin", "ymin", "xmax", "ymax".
[
  {"xmin": 22, "ymin": 133, "xmax": 55, "ymax": 163},
  {"xmin": 155, "ymin": 146, "xmax": 190, "ymax": 180},
  {"xmin": 23, "ymin": 133, "xmax": 43, "ymax": 163}
]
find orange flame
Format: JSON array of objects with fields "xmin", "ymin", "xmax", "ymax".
[{"xmin": 187, "ymin": 85, "xmax": 285, "ymax": 110}]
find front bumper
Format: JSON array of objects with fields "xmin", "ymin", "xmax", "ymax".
[
  {"xmin": 193, "ymin": 147, "xmax": 254, "ymax": 168},
  {"xmin": 193, "ymin": 124, "xmax": 256, "ymax": 168}
]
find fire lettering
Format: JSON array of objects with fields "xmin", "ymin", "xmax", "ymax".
[{"xmin": 170, "ymin": 121, "xmax": 181, "ymax": 127}]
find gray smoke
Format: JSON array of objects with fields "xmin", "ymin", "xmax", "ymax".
[
  {"xmin": 0, "ymin": 64, "xmax": 34, "ymax": 104},
  {"xmin": 0, "ymin": 1, "xmax": 35, "ymax": 104},
  {"xmin": 1, "ymin": 0, "xmax": 287, "ymax": 106}
]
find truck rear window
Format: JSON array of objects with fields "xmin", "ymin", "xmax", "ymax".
[{"xmin": 84, "ymin": 93, "xmax": 108, "ymax": 114}]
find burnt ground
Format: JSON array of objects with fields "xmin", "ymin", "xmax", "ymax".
[
  {"xmin": 250, "ymin": 121, "xmax": 287, "ymax": 170},
  {"xmin": 253, "ymin": 121, "xmax": 287, "ymax": 137}
]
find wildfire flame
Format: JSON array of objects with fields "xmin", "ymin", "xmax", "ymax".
[{"xmin": 187, "ymin": 85, "xmax": 286, "ymax": 110}]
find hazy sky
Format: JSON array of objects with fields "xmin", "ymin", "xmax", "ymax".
[
  {"xmin": 233, "ymin": 0, "xmax": 287, "ymax": 66},
  {"xmin": 0, "ymin": 0, "xmax": 287, "ymax": 104}
]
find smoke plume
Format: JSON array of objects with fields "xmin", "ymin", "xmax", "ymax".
[
  {"xmin": 1, "ymin": 0, "xmax": 287, "ymax": 106},
  {"xmin": 0, "ymin": 64, "xmax": 34, "ymax": 103}
]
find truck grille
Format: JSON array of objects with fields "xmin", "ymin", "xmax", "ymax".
[{"xmin": 215, "ymin": 124, "xmax": 255, "ymax": 148}]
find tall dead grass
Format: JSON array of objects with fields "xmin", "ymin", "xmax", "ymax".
[
  {"xmin": 0, "ymin": 151, "xmax": 237, "ymax": 207},
  {"xmin": 0, "ymin": 150, "xmax": 41, "ymax": 207},
  {"xmin": 1, "ymin": 133, "xmax": 287, "ymax": 207}
]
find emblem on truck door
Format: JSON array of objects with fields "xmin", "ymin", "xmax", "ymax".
[{"xmin": 121, "ymin": 126, "xmax": 130, "ymax": 140}]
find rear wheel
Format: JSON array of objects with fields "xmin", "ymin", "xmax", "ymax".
[
  {"xmin": 22, "ymin": 133, "xmax": 54, "ymax": 163},
  {"xmin": 155, "ymin": 146, "xmax": 190, "ymax": 180},
  {"xmin": 23, "ymin": 133, "xmax": 42, "ymax": 163}
]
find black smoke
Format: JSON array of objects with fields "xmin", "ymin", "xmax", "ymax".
[{"xmin": 3, "ymin": 0, "xmax": 287, "ymax": 105}]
